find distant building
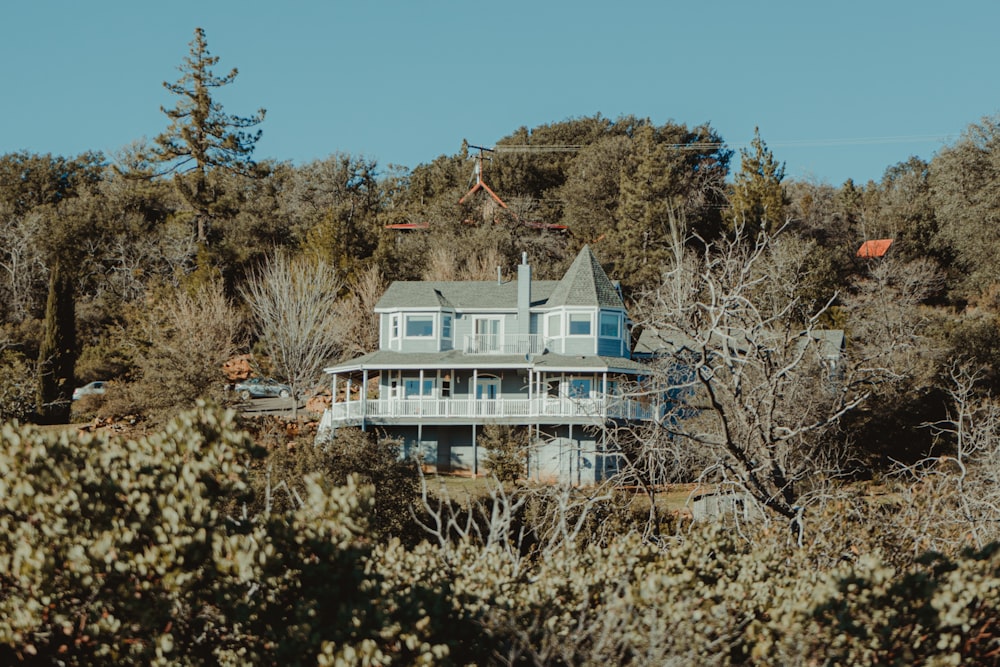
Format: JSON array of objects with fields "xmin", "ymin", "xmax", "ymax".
[{"xmin": 857, "ymin": 239, "xmax": 893, "ymax": 258}]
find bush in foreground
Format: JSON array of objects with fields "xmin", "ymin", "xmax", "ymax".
[{"xmin": 2, "ymin": 407, "xmax": 999, "ymax": 665}]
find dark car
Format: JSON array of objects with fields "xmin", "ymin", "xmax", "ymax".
[{"xmin": 233, "ymin": 377, "xmax": 291, "ymax": 400}]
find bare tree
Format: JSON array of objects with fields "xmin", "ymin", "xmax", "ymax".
[
  {"xmin": 633, "ymin": 222, "xmax": 873, "ymax": 541},
  {"xmin": 888, "ymin": 363, "xmax": 1000, "ymax": 556},
  {"xmin": 337, "ymin": 263, "xmax": 387, "ymax": 359},
  {"xmin": 241, "ymin": 252, "xmax": 344, "ymax": 416},
  {"xmin": 124, "ymin": 279, "xmax": 243, "ymax": 416},
  {"xmin": 0, "ymin": 207, "xmax": 47, "ymax": 323}
]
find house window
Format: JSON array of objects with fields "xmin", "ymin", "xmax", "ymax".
[
  {"xmin": 442, "ymin": 314, "xmax": 453, "ymax": 339},
  {"xmin": 600, "ymin": 312, "xmax": 620, "ymax": 338},
  {"xmin": 569, "ymin": 378, "xmax": 592, "ymax": 398},
  {"xmin": 405, "ymin": 314, "xmax": 434, "ymax": 337},
  {"xmin": 404, "ymin": 378, "xmax": 434, "ymax": 397},
  {"xmin": 568, "ymin": 313, "xmax": 592, "ymax": 336},
  {"xmin": 546, "ymin": 313, "xmax": 562, "ymax": 337},
  {"xmin": 390, "ymin": 314, "xmax": 400, "ymax": 340}
]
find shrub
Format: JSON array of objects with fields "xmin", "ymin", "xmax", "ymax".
[
  {"xmin": 480, "ymin": 423, "xmax": 528, "ymax": 483},
  {"xmin": 0, "ymin": 349, "xmax": 34, "ymax": 423}
]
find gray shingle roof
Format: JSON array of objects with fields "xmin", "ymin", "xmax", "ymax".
[
  {"xmin": 376, "ymin": 246, "xmax": 622, "ymax": 311},
  {"xmin": 545, "ymin": 245, "xmax": 624, "ymax": 309},
  {"xmin": 377, "ymin": 280, "xmax": 559, "ymax": 310},
  {"xmin": 325, "ymin": 349, "xmax": 645, "ymax": 374}
]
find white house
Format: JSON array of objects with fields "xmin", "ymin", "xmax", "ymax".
[{"xmin": 317, "ymin": 245, "xmax": 658, "ymax": 484}]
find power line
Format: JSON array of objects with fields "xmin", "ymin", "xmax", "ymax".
[{"xmin": 490, "ymin": 134, "xmax": 956, "ymax": 154}]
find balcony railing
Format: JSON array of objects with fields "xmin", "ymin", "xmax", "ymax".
[
  {"xmin": 319, "ymin": 395, "xmax": 659, "ymax": 429},
  {"xmin": 463, "ymin": 334, "xmax": 548, "ymax": 355}
]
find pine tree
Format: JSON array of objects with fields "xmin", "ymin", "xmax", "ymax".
[
  {"xmin": 150, "ymin": 27, "xmax": 266, "ymax": 242},
  {"xmin": 35, "ymin": 260, "xmax": 76, "ymax": 424},
  {"xmin": 728, "ymin": 127, "xmax": 786, "ymax": 235}
]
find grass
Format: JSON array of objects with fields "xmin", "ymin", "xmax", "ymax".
[{"xmin": 423, "ymin": 472, "xmax": 704, "ymax": 514}]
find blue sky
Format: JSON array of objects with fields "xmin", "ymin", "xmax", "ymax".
[{"xmin": 2, "ymin": 1, "xmax": 997, "ymax": 185}]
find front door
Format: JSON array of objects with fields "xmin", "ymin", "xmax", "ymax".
[{"xmin": 476, "ymin": 377, "xmax": 499, "ymax": 400}]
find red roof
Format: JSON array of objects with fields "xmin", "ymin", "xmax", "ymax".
[{"xmin": 857, "ymin": 239, "xmax": 893, "ymax": 258}]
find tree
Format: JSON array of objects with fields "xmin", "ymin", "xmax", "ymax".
[
  {"xmin": 35, "ymin": 260, "xmax": 76, "ymax": 423},
  {"xmin": 150, "ymin": 27, "xmax": 266, "ymax": 242},
  {"xmin": 241, "ymin": 252, "xmax": 344, "ymax": 416},
  {"xmin": 929, "ymin": 115, "xmax": 1000, "ymax": 298},
  {"xmin": 727, "ymin": 127, "xmax": 786, "ymax": 234},
  {"xmin": 635, "ymin": 225, "xmax": 876, "ymax": 541},
  {"xmin": 122, "ymin": 280, "xmax": 243, "ymax": 418}
]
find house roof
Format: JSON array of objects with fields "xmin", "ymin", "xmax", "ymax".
[
  {"xmin": 545, "ymin": 245, "xmax": 624, "ymax": 309},
  {"xmin": 325, "ymin": 349, "xmax": 647, "ymax": 375},
  {"xmin": 375, "ymin": 245, "xmax": 624, "ymax": 312},
  {"xmin": 857, "ymin": 239, "xmax": 893, "ymax": 258},
  {"xmin": 377, "ymin": 280, "xmax": 559, "ymax": 310}
]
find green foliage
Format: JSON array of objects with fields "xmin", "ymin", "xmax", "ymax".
[
  {"xmin": 0, "ymin": 406, "xmax": 463, "ymax": 665},
  {"xmin": 35, "ymin": 261, "xmax": 76, "ymax": 424},
  {"xmin": 3, "ymin": 408, "xmax": 1000, "ymax": 664},
  {"xmin": 262, "ymin": 426, "xmax": 422, "ymax": 544},
  {"xmin": 149, "ymin": 27, "xmax": 266, "ymax": 242},
  {"xmin": 727, "ymin": 126, "xmax": 786, "ymax": 235},
  {"xmin": 930, "ymin": 114, "xmax": 1000, "ymax": 299}
]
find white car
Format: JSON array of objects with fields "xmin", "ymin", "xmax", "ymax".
[{"xmin": 72, "ymin": 381, "xmax": 107, "ymax": 401}]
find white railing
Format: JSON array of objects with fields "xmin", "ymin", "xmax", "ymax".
[
  {"xmin": 322, "ymin": 395, "xmax": 658, "ymax": 424},
  {"xmin": 463, "ymin": 334, "xmax": 548, "ymax": 355}
]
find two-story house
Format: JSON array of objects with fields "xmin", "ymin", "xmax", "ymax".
[{"xmin": 317, "ymin": 245, "xmax": 658, "ymax": 484}]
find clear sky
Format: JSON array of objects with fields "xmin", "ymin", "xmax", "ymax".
[{"xmin": 2, "ymin": 1, "xmax": 997, "ymax": 185}]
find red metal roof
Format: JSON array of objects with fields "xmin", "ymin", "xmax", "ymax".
[{"xmin": 857, "ymin": 239, "xmax": 893, "ymax": 258}]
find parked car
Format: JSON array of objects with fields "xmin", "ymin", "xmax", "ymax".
[
  {"xmin": 233, "ymin": 377, "xmax": 292, "ymax": 400},
  {"xmin": 72, "ymin": 381, "xmax": 107, "ymax": 401}
]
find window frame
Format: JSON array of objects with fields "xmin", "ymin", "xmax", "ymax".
[
  {"xmin": 404, "ymin": 313, "xmax": 435, "ymax": 338},
  {"xmin": 599, "ymin": 311, "xmax": 621, "ymax": 338},
  {"xmin": 567, "ymin": 311, "xmax": 593, "ymax": 337}
]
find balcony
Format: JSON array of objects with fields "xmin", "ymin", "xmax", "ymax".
[
  {"xmin": 318, "ymin": 394, "xmax": 660, "ymax": 431},
  {"xmin": 463, "ymin": 334, "xmax": 548, "ymax": 355}
]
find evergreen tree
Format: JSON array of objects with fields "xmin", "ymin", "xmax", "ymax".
[
  {"xmin": 727, "ymin": 127, "xmax": 786, "ymax": 235},
  {"xmin": 35, "ymin": 260, "xmax": 76, "ymax": 423},
  {"xmin": 149, "ymin": 27, "xmax": 266, "ymax": 242}
]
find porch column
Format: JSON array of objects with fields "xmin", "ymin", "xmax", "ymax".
[
  {"xmin": 361, "ymin": 369, "xmax": 369, "ymax": 432},
  {"xmin": 471, "ymin": 368, "xmax": 478, "ymax": 417},
  {"xmin": 331, "ymin": 373, "xmax": 338, "ymax": 417},
  {"xmin": 527, "ymin": 368, "xmax": 533, "ymax": 418},
  {"xmin": 472, "ymin": 424, "xmax": 478, "ymax": 476},
  {"xmin": 602, "ymin": 371, "xmax": 608, "ymax": 419},
  {"xmin": 418, "ymin": 369, "xmax": 424, "ymax": 416},
  {"xmin": 346, "ymin": 375, "xmax": 353, "ymax": 420}
]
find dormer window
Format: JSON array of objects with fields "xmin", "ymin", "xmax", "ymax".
[{"xmin": 405, "ymin": 314, "xmax": 434, "ymax": 337}]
